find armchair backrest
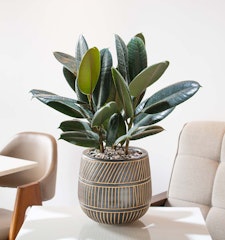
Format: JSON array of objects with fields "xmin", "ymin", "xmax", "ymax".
[{"xmin": 166, "ymin": 121, "xmax": 225, "ymax": 240}]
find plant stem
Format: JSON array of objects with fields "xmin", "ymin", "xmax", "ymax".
[
  {"xmin": 98, "ymin": 127, "xmax": 104, "ymax": 153},
  {"xmin": 125, "ymin": 118, "xmax": 133, "ymax": 155},
  {"xmin": 125, "ymin": 139, "xmax": 129, "ymax": 155}
]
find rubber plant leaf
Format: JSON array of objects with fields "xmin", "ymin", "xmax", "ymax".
[
  {"xmin": 63, "ymin": 67, "xmax": 76, "ymax": 92},
  {"xmin": 111, "ymin": 67, "xmax": 134, "ymax": 119},
  {"xmin": 135, "ymin": 33, "xmax": 145, "ymax": 45},
  {"xmin": 78, "ymin": 47, "xmax": 101, "ymax": 95},
  {"xmin": 127, "ymin": 36, "xmax": 147, "ymax": 80},
  {"xmin": 53, "ymin": 52, "xmax": 77, "ymax": 75},
  {"xmin": 106, "ymin": 113, "xmax": 120, "ymax": 146},
  {"xmin": 130, "ymin": 125, "xmax": 164, "ymax": 140},
  {"xmin": 142, "ymin": 81, "xmax": 201, "ymax": 114},
  {"xmin": 60, "ymin": 131, "xmax": 99, "ymax": 148},
  {"xmin": 75, "ymin": 78, "xmax": 89, "ymax": 103},
  {"xmin": 134, "ymin": 108, "xmax": 174, "ymax": 127},
  {"xmin": 91, "ymin": 101, "xmax": 118, "ymax": 127},
  {"xmin": 129, "ymin": 61, "xmax": 169, "ymax": 97},
  {"xmin": 116, "ymin": 113, "xmax": 127, "ymax": 142},
  {"xmin": 30, "ymin": 89, "xmax": 87, "ymax": 118},
  {"xmin": 114, "ymin": 133, "xmax": 128, "ymax": 146},
  {"xmin": 115, "ymin": 124, "xmax": 164, "ymax": 144},
  {"xmin": 115, "ymin": 34, "xmax": 130, "ymax": 83},
  {"xmin": 93, "ymin": 48, "xmax": 113, "ymax": 109},
  {"xmin": 59, "ymin": 120, "xmax": 91, "ymax": 132},
  {"xmin": 75, "ymin": 35, "xmax": 89, "ymax": 71}
]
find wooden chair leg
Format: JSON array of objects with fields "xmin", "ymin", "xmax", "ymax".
[{"xmin": 8, "ymin": 182, "xmax": 42, "ymax": 240}]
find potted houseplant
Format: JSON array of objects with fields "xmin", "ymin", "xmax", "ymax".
[{"xmin": 30, "ymin": 33, "xmax": 200, "ymax": 224}]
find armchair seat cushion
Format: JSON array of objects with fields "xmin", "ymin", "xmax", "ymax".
[{"xmin": 165, "ymin": 198, "xmax": 210, "ymax": 219}]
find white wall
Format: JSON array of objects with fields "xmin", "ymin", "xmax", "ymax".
[{"xmin": 1, "ymin": 0, "xmax": 225, "ymax": 208}]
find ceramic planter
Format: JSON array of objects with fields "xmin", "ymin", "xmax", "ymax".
[{"xmin": 78, "ymin": 147, "xmax": 152, "ymax": 224}]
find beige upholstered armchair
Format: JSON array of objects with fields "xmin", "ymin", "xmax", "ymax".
[
  {"xmin": 151, "ymin": 121, "xmax": 225, "ymax": 240},
  {"xmin": 0, "ymin": 132, "xmax": 57, "ymax": 240}
]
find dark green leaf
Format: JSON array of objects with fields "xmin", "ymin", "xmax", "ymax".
[
  {"xmin": 106, "ymin": 113, "xmax": 120, "ymax": 146},
  {"xmin": 115, "ymin": 34, "xmax": 130, "ymax": 83},
  {"xmin": 130, "ymin": 125, "xmax": 164, "ymax": 140},
  {"xmin": 53, "ymin": 52, "xmax": 76, "ymax": 75},
  {"xmin": 143, "ymin": 81, "xmax": 201, "ymax": 114},
  {"xmin": 93, "ymin": 48, "xmax": 113, "ymax": 109},
  {"xmin": 63, "ymin": 67, "xmax": 76, "ymax": 92},
  {"xmin": 92, "ymin": 101, "xmax": 118, "ymax": 127},
  {"xmin": 75, "ymin": 35, "xmax": 89, "ymax": 71},
  {"xmin": 135, "ymin": 33, "xmax": 145, "ymax": 44},
  {"xmin": 30, "ymin": 89, "xmax": 86, "ymax": 118},
  {"xmin": 129, "ymin": 61, "xmax": 169, "ymax": 97},
  {"xmin": 59, "ymin": 120, "xmax": 91, "ymax": 132},
  {"xmin": 75, "ymin": 79, "xmax": 89, "ymax": 103},
  {"xmin": 134, "ymin": 108, "xmax": 174, "ymax": 127},
  {"xmin": 60, "ymin": 131, "xmax": 99, "ymax": 148},
  {"xmin": 114, "ymin": 134, "xmax": 128, "ymax": 146},
  {"xmin": 127, "ymin": 36, "xmax": 147, "ymax": 80},
  {"xmin": 117, "ymin": 113, "xmax": 127, "ymax": 141},
  {"xmin": 111, "ymin": 67, "xmax": 134, "ymax": 118}
]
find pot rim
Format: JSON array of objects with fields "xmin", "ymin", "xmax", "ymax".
[{"xmin": 82, "ymin": 146, "xmax": 148, "ymax": 162}]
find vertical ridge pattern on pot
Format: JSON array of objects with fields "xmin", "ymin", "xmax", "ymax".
[{"xmin": 78, "ymin": 148, "xmax": 152, "ymax": 224}]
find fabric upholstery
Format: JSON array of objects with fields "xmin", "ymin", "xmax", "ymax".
[
  {"xmin": 0, "ymin": 132, "xmax": 57, "ymax": 240},
  {"xmin": 0, "ymin": 209, "xmax": 12, "ymax": 240},
  {"xmin": 166, "ymin": 121, "xmax": 225, "ymax": 240},
  {"xmin": 0, "ymin": 132, "xmax": 57, "ymax": 200}
]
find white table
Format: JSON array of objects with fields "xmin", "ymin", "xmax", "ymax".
[
  {"xmin": 16, "ymin": 206, "xmax": 212, "ymax": 240},
  {"xmin": 0, "ymin": 155, "xmax": 37, "ymax": 177}
]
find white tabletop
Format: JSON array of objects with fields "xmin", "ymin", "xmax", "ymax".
[
  {"xmin": 0, "ymin": 155, "xmax": 37, "ymax": 177},
  {"xmin": 16, "ymin": 206, "xmax": 212, "ymax": 240}
]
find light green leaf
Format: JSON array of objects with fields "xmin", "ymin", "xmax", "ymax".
[{"xmin": 78, "ymin": 47, "xmax": 101, "ymax": 95}]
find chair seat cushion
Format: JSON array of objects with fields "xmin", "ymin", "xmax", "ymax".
[
  {"xmin": 165, "ymin": 197, "xmax": 210, "ymax": 219},
  {"xmin": 0, "ymin": 208, "xmax": 13, "ymax": 240}
]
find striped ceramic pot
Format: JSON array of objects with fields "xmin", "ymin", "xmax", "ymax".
[{"xmin": 78, "ymin": 147, "xmax": 152, "ymax": 224}]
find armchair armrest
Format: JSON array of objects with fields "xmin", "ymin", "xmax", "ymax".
[
  {"xmin": 8, "ymin": 181, "xmax": 42, "ymax": 240},
  {"xmin": 151, "ymin": 191, "xmax": 168, "ymax": 206}
]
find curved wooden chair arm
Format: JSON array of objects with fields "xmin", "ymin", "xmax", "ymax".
[
  {"xmin": 151, "ymin": 191, "xmax": 168, "ymax": 206},
  {"xmin": 8, "ymin": 181, "xmax": 42, "ymax": 240}
]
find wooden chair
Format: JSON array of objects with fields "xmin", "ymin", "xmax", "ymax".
[
  {"xmin": 0, "ymin": 132, "xmax": 57, "ymax": 240},
  {"xmin": 151, "ymin": 121, "xmax": 225, "ymax": 240}
]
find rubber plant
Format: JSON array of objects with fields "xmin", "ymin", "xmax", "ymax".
[{"xmin": 30, "ymin": 33, "xmax": 200, "ymax": 155}]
